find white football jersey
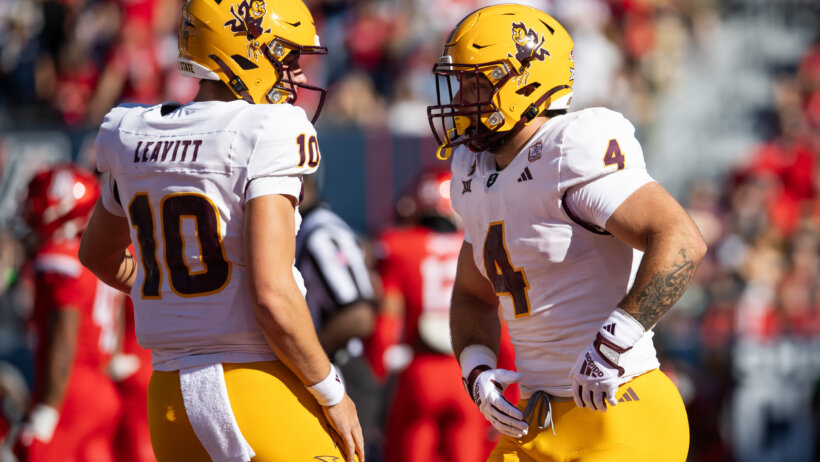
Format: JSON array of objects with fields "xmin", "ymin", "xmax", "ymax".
[
  {"xmin": 95, "ymin": 100, "xmax": 321, "ymax": 371},
  {"xmin": 450, "ymin": 107, "xmax": 660, "ymax": 397}
]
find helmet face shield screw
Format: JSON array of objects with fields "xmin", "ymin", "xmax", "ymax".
[
  {"xmin": 271, "ymin": 42, "xmax": 286, "ymax": 57},
  {"xmin": 488, "ymin": 112, "xmax": 504, "ymax": 127}
]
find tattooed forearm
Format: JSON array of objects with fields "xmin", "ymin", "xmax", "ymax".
[{"xmin": 630, "ymin": 249, "xmax": 697, "ymax": 329}]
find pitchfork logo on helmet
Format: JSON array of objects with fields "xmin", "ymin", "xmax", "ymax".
[
  {"xmin": 225, "ymin": 0, "xmax": 269, "ymax": 61},
  {"xmin": 511, "ymin": 22, "xmax": 549, "ymax": 65}
]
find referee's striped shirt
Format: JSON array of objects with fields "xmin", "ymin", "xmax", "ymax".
[{"xmin": 295, "ymin": 205, "xmax": 375, "ymax": 330}]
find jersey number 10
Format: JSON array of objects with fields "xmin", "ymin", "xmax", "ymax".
[{"xmin": 128, "ymin": 192, "xmax": 231, "ymax": 299}]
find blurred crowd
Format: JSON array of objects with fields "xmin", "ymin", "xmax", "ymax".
[
  {"xmin": 1, "ymin": 0, "xmax": 731, "ymax": 133},
  {"xmin": 1, "ymin": 0, "xmax": 820, "ymax": 461},
  {"xmin": 656, "ymin": 38, "xmax": 820, "ymax": 461}
]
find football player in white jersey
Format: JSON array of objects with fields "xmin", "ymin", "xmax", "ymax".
[
  {"xmin": 78, "ymin": 1, "xmax": 364, "ymax": 461},
  {"xmin": 428, "ymin": 5, "xmax": 706, "ymax": 461}
]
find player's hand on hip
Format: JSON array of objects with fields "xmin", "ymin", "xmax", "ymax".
[
  {"xmin": 570, "ymin": 308, "xmax": 645, "ymax": 412},
  {"xmin": 322, "ymin": 394, "xmax": 365, "ymax": 462},
  {"xmin": 467, "ymin": 367, "xmax": 528, "ymax": 438}
]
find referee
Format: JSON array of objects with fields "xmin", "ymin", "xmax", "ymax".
[{"xmin": 295, "ymin": 170, "xmax": 383, "ymax": 460}]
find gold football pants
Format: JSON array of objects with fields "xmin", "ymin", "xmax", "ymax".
[
  {"xmin": 489, "ymin": 369, "xmax": 689, "ymax": 462},
  {"xmin": 147, "ymin": 360, "xmax": 348, "ymax": 461}
]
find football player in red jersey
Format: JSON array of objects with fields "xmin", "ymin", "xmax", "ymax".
[
  {"xmin": 371, "ymin": 170, "xmax": 517, "ymax": 462},
  {"xmin": 111, "ymin": 294, "xmax": 155, "ymax": 462},
  {"xmin": 15, "ymin": 165, "xmax": 123, "ymax": 462}
]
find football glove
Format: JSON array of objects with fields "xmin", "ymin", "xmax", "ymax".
[
  {"xmin": 569, "ymin": 309, "xmax": 644, "ymax": 412},
  {"xmin": 108, "ymin": 353, "xmax": 141, "ymax": 382},
  {"xmin": 467, "ymin": 367, "xmax": 528, "ymax": 438},
  {"xmin": 460, "ymin": 345, "xmax": 528, "ymax": 439},
  {"xmin": 17, "ymin": 404, "xmax": 59, "ymax": 446}
]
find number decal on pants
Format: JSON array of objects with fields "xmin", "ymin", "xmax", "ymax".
[
  {"xmin": 482, "ymin": 221, "xmax": 531, "ymax": 317},
  {"xmin": 129, "ymin": 193, "xmax": 231, "ymax": 299}
]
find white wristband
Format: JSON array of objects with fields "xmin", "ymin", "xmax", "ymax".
[
  {"xmin": 307, "ymin": 364, "xmax": 345, "ymax": 407},
  {"xmin": 602, "ymin": 308, "xmax": 645, "ymax": 347},
  {"xmin": 459, "ymin": 344, "xmax": 497, "ymax": 379}
]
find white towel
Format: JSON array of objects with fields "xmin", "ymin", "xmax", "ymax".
[{"xmin": 180, "ymin": 363, "xmax": 255, "ymax": 462}]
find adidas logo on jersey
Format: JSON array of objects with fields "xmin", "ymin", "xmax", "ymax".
[
  {"xmin": 603, "ymin": 323, "xmax": 616, "ymax": 335},
  {"xmin": 579, "ymin": 352, "xmax": 604, "ymax": 378},
  {"xmin": 618, "ymin": 387, "xmax": 640, "ymax": 403},
  {"xmin": 516, "ymin": 167, "xmax": 533, "ymax": 183}
]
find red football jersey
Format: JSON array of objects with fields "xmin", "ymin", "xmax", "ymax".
[
  {"xmin": 374, "ymin": 225, "xmax": 519, "ymax": 399},
  {"xmin": 378, "ymin": 226, "xmax": 464, "ymax": 348},
  {"xmin": 30, "ymin": 238, "xmax": 120, "ymax": 382}
]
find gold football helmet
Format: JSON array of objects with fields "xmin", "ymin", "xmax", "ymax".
[
  {"xmin": 178, "ymin": 0, "xmax": 327, "ymax": 121},
  {"xmin": 427, "ymin": 4, "xmax": 574, "ymax": 158}
]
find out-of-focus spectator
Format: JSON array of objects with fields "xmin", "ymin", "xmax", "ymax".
[
  {"xmin": 53, "ymin": 40, "xmax": 100, "ymax": 126},
  {"xmin": 729, "ymin": 240, "xmax": 819, "ymax": 462},
  {"xmin": 556, "ymin": 0, "xmax": 626, "ymax": 110},
  {"xmin": 799, "ymin": 42, "xmax": 820, "ymax": 94},
  {"xmin": 0, "ymin": 0, "xmax": 44, "ymax": 122},
  {"xmin": 321, "ymin": 70, "xmax": 388, "ymax": 128},
  {"xmin": 0, "ymin": 360, "xmax": 29, "ymax": 457},
  {"xmin": 87, "ymin": 18, "xmax": 163, "ymax": 125},
  {"xmin": 344, "ymin": 0, "xmax": 394, "ymax": 94},
  {"xmin": 0, "ymin": 232, "xmax": 27, "ymax": 358},
  {"xmin": 386, "ymin": 75, "xmax": 432, "ymax": 136}
]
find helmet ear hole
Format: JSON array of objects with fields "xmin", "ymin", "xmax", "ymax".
[
  {"xmin": 231, "ymin": 55, "xmax": 259, "ymax": 70},
  {"xmin": 516, "ymin": 82, "xmax": 540, "ymax": 96}
]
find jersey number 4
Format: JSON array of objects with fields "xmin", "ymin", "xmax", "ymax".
[
  {"xmin": 603, "ymin": 139, "xmax": 625, "ymax": 170},
  {"xmin": 128, "ymin": 192, "xmax": 231, "ymax": 299},
  {"xmin": 483, "ymin": 222, "xmax": 531, "ymax": 317}
]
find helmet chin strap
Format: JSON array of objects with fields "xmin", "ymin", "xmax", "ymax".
[
  {"xmin": 209, "ymin": 54, "xmax": 255, "ymax": 103},
  {"xmin": 472, "ymin": 84, "xmax": 570, "ymax": 153}
]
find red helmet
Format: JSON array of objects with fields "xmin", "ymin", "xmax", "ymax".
[
  {"xmin": 396, "ymin": 169, "xmax": 458, "ymax": 227},
  {"xmin": 22, "ymin": 164, "xmax": 100, "ymax": 240}
]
